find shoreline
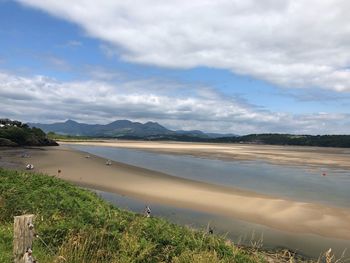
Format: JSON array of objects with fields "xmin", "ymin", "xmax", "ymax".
[
  {"xmin": 60, "ymin": 140, "xmax": 350, "ymax": 170},
  {"xmin": 1, "ymin": 144, "xmax": 350, "ymax": 241}
]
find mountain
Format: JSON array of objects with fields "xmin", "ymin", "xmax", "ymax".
[
  {"xmin": 29, "ymin": 119, "xmax": 175, "ymax": 137},
  {"xmin": 28, "ymin": 119, "xmax": 235, "ymax": 139}
]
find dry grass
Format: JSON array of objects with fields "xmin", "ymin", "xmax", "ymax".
[{"xmin": 317, "ymin": 248, "xmax": 350, "ymax": 263}]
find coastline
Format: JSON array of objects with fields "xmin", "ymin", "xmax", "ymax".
[{"xmin": 1, "ymin": 144, "xmax": 350, "ymax": 241}]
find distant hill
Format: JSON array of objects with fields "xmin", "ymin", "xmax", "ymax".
[
  {"xmin": 175, "ymin": 130, "xmax": 236, "ymax": 138},
  {"xmin": 212, "ymin": 133, "xmax": 350, "ymax": 148},
  {"xmin": 28, "ymin": 119, "xmax": 233, "ymax": 138}
]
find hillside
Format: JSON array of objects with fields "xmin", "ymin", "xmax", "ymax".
[{"xmin": 0, "ymin": 119, "xmax": 58, "ymax": 147}]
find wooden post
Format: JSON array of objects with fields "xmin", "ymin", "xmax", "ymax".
[{"xmin": 13, "ymin": 214, "xmax": 35, "ymax": 263}]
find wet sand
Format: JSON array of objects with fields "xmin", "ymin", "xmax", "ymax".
[
  {"xmin": 62, "ymin": 140, "xmax": 350, "ymax": 169},
  {"xmin": 1, "ymin": 145, "xmax": 350, "ymax": 241}
]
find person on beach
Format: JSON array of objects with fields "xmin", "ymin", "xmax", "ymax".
[{"xmin": 144, "ymin": 205, "xmax": 151, "ymax": 218}]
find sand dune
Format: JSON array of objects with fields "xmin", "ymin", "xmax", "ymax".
[{"xmin": 2, "ymin": 145, "xmax": 350, "ymax": 240}]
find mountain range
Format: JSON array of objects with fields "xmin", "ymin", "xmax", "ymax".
[
  {"xmin": 28, "ymin": 119, "xmax": 235, "ymax": 139},
  {"xmin": 27, "ymin": 119, "xmax": 350, "ymax": 147}
]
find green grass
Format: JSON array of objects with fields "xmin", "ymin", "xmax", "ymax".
[
  {"xmin": 0, "ymin": 168, "xmax": 318, "ymax": 262},
  {"xmin": 47, "ymin": 132, "xmax": 99, "ymax": 141}
]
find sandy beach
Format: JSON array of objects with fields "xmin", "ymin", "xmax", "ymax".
[
  {"xmin": 1, "ymin": 144, "xmax": 350, "ymax": 241},
  {"xmin": 62, "ymin": 140, "xmax": 350, "ymax": 170}
]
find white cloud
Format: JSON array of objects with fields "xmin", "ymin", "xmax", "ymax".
[
  {"xmin": 17, "ymin": 0, "xmax": 350, "ymax": 92},
  {"xmin": 0, "ymin": 71, "xmax": 349, "ymax": 134}
]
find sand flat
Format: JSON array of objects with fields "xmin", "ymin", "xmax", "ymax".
[
  {"xmin": 62, "ymin": 140, "xmax": 350, "ymax": 169},
  {"xmin": 2, "ymin": 145, "xmax": 350, "ymax": 240}
]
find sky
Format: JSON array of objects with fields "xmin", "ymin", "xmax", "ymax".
[{"xmin": 0, "ymin": 0, "xmax": 349, "ymax": 134}]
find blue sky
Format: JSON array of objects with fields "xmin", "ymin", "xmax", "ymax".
[{"xmin": 0, "ymin": 0, "xmax": 349, "ymax": 134}]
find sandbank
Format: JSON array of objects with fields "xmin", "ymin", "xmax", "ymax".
[{"xmin": 62, "ymin": 140, "xmax": 350, "ymax": 170}]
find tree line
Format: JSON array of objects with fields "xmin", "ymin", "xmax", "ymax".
[
  {"xmin": 211, "ymin": 133, "xmax": 350, "ymax": 148},
  {"xmin": 117, "ymin": 133, "xmax": 350, "ymax": 148}
]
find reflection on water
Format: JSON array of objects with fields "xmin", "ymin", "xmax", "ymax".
[
  {"xmin": 70, "ymin": 144, "xmax": 350, "ymax": 208},
  {"xmin": 95, "ymin": 189, "xmax": 350, "ymax": 259}
]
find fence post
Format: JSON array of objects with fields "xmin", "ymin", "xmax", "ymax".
[{"xmin": 13, "ymin": 214, "xmax": 35, "ymax": 263}]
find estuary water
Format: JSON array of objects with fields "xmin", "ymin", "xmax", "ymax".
[
  {"xmin": 69, "ymin": 144, "xmax": 350, "ymax": 208},
  {"xmin": 68, "ymin": 144, "xmax": 350, "ymax": 258}
]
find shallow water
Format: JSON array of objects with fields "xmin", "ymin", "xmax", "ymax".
[
  {"xmin": 67, "ymin": 144, "xmax": 350, "ymax": 258},
  {"xmin": 69, "ymin": 144, "xmax": 350, "ymax": 208}
]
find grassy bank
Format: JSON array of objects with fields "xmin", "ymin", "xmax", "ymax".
[{"xmin": 0, "ymin": 168, "xmax": 322, "ymax": 262}]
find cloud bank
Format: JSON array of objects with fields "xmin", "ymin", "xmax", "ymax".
[
  {"xmin": 1, "ymin": 71, "xmax": 349, "ymax": 134},
  {"xmin": 17, "ymin": 0, "xmax": 350, "ymax": 92}
]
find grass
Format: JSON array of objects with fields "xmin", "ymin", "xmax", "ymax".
[
  {"xmin": 47, "ymin": 132, "xmax": 103, "ymax": 142},
  {"xmin": 0, "ymin": 168, "xmax": 344, "ymax": 262}
]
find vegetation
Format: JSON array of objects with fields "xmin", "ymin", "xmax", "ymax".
[
  {"xmin": 0, "ymin": 119, "xmax": 58, "ymax": 146},
  {"xmin": 224, "ymin": 134, "xmax": 350, "ymax": 148},
  {"xmin": 0, "ymin": 168, "xmax": 269, "ymax": 263},
  {"xmin": 47, "ymin": 131, "xmax": 96, "ymax": 141},
  {"xmin": 137, "ymin": 133, "xmax": 350, "ymax": 148}
]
